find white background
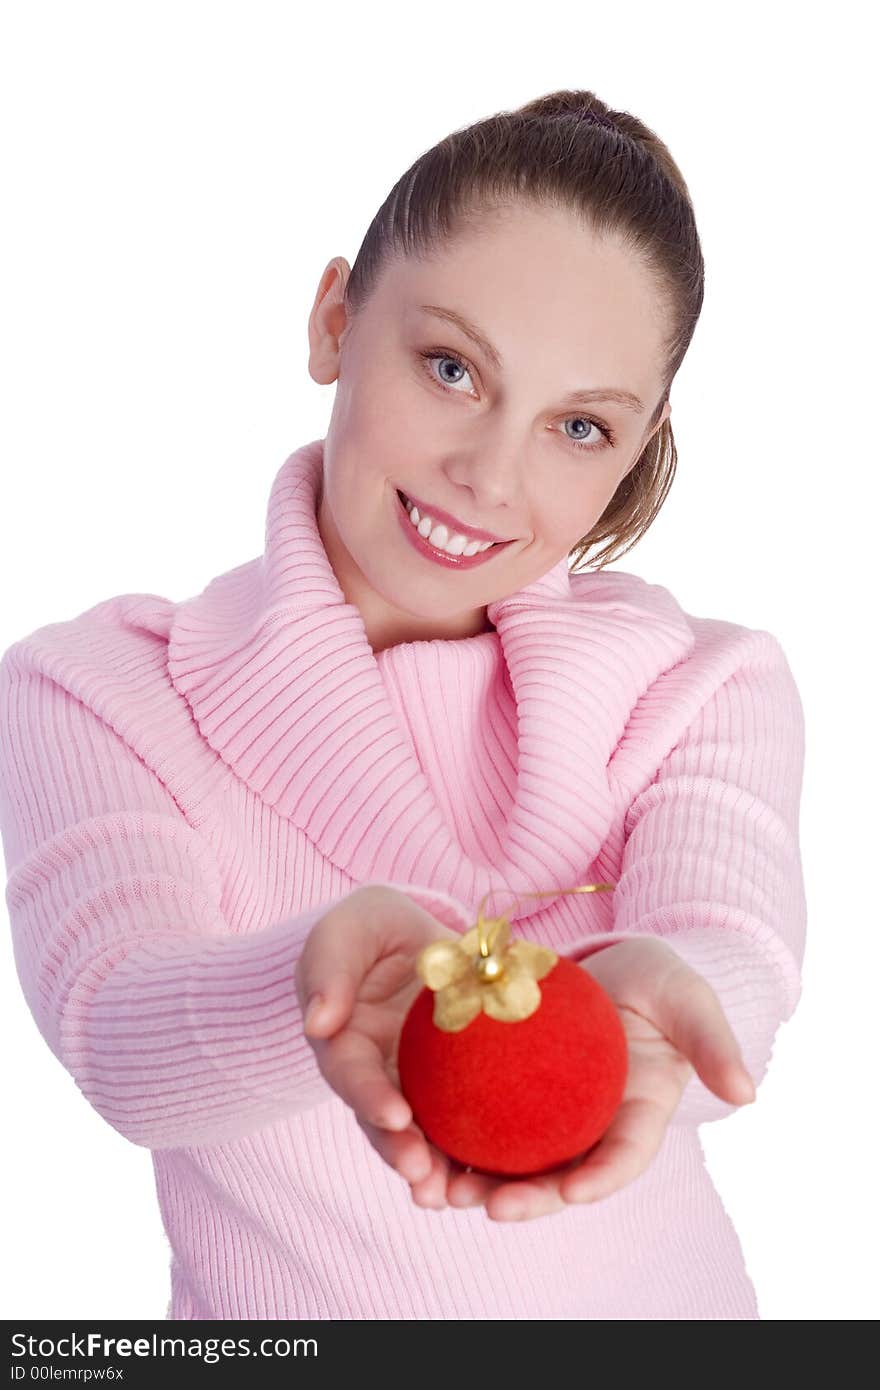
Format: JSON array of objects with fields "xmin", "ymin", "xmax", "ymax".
[{"xmin": 1, "ymin": 0, "xmax": 876, "ymax": 1321}]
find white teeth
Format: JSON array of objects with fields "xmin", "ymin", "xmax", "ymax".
[{"xmin": 403, "ymin": 496, "xmax": 495, "ymax": 556}]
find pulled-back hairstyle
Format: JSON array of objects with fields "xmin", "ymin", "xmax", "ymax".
[{"xmin": 343, "ymin": 89, "xmax": 705, "ymax": 570}]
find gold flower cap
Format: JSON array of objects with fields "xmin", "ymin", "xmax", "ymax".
[{"xmin": 415, "ymin": 881, "xmax": 616, "ymax": 1032}]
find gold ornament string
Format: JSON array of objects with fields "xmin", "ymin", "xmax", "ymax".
[
  {"xmin": 473, "ymin": 880, "xmax": 616, "ymax": 955},
  {"xmin": 416, "ymin": 879, "xmax": 617, "ymax": 1031}
]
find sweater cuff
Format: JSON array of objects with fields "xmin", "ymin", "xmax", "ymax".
[
  {"xmin": 60, "ymin": 878, "xmax": 479, "ymax": 1152},
  {"xmin": 59, "ymin": 902, "xmax": 337, "ymax": 1150}
]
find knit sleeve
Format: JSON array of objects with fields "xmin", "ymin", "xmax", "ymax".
[
  {"xmin": 0, "ymin": 651, "xmax": 470, "ymax": 1151},
  {"xmin": 564, "ymin": 635, "xmax": 807, "ymax": 1127}
]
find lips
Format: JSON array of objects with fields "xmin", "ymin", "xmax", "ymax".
[
  {"xmin": 398, "ymin": 490, "xmax": 486, "ymax": 549},
  {"xmin": 394, "ymin": 487, "xmax": 513, "ymax": 569},
  {"xmin": 397, "ymin": 489, "xmax": 509, "ymax": 546}
]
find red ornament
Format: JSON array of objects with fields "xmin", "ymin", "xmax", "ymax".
[{"xmin": 396, "ymin": 904, "xmax": 628, "ymax": 1178}]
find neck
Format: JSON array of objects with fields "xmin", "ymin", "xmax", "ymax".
[
  {"xmin": 367, "ymin": 605, "xmax": 496, "ymax": 655},
  {"xmin": 316, "ymin": 480, "xmax": 496, "ymax": 654}
]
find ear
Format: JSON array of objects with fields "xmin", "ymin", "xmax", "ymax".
[
  {"xmin": 617, "ymin": 398, "xmax": 672, "ymax": 483},
  {"xmin": 638, "ymin": 396, "xmax": 672, "ymax": 454},
  {"xmin": 650, "ymin": 397, "xmax": 672, "ymax": 439},
  {"xmin": 307, "ymin": 257, "xmax": 352, "ymax": 385}
]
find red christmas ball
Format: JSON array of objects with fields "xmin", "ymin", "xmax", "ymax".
[{"xmin": 397, "ymin": 956, "xmax": 627, "ymax": 1178}]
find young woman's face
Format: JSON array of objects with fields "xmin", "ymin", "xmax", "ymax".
[{"xmin": 308, "ymin": 202, "xmax": 672, "ymax": 652}]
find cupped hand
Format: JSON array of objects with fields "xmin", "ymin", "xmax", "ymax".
[
  {"xmin": 294, "ymin": 883, "xmax": 465, "ymax": 1194},
  {"xmin": 404, "ymin": 936, "xmax": 757, "ymax": 1222}
]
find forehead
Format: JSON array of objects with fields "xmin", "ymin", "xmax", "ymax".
[{"xmin": 382, "ymin": 204, "xmax": 668, "ymax": 388}]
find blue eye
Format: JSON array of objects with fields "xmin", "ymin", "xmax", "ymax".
[
  {"xmin": 417, "ymin": 347, "xmax": 617, "ymax": 453},
  {"xmin": 561, "ymin": 416, "xmax": 615, "ymax": 451},
  {"xmin": 419, "ymin": 349, "xmax": 474, "ymax": 392}
]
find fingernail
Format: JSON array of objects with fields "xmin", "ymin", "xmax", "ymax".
[{"xmin": 304, "ymin": 993, "xmax": 325, "ymax": 1032}]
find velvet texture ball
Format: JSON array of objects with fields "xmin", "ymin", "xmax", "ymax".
[{"xmin": 397, "ymin": 957, "xmax": 627, "ymax": 1178}]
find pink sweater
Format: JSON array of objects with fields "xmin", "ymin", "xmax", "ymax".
[{"xmin": 0, "ymin": 438, "xmax": 807, "ymax": 1320}]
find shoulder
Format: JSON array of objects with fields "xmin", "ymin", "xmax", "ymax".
[
  {"xmin": 1, "ymin": 589, "xmax": 177, "ymax": 693},
  {"xmin": 573, "ymin": 570, "xmax": 804, "ymax": 789},
  {"xmin": 0, "ymin": 591, "xmax": 222, "ymax": 812},
  {"xmin": 570, "ymin": 566, "xmax": 798, "ymax": 680}
]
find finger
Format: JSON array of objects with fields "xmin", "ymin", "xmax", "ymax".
[
  {"xmin": 356, "ymin": 1118, "xmax": 436, "ymax": 1187},
  {"xmin": 483, "ymin": 1172, "xmax": 568, "ymax": 1222},
  {"xmin": 560, "ymin": 1095, "xmax": 670, "ymax": 1204},
  {"xmin": 446, "ymin": 1166, "xmax": 495, "ymax": 1208},
  {"xmin": 408, "ymin": 1143, "xmax": 453, "ymax": 1210},
  {"xmin": 649, "ymin": 963, "xmax": 755, "ymax": 1104},
  {"xmin": 316, "ymin": 1028, "xmax": 412, "ymax": 1131},
  {"xmin": 446, "ymin": 1163, "xmax": 568, "ymax": 1222}
]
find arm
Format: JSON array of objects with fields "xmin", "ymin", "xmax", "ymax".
[
  {"xmin": 565, "ymin": 634, "xmax": 807, "ymax": 1126},
  {"xmin": 0, "ymin": 651, "xmax": 467, "ymax": 1150}
]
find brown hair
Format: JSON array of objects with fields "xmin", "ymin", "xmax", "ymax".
[{"xmin": 343, "ymin": 88, "xmax": 705, "ymax": 570}]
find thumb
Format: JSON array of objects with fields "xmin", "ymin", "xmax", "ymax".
[
  {"xmin": 296, "ymin": 893, "xmax": 378, "ymax": 1038},
  {"xmin": 655, "ymin": 962, "xmax": 756, "ymax": 1106},
  {"xmin": 296, "ymin": 884, "xmax": 458, "ymax": 1039}
]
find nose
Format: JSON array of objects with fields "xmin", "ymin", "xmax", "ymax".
[{"xmin": 442, "ymin": 448, "xmax": 522, "ymax": 523}]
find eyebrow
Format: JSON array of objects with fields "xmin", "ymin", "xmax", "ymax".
[{"xmin": 417, "ymin": 303, "xmax": 645, "ymax": 413}]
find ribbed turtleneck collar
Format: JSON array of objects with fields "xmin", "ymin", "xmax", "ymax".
[{"xmin": 166, "ymin": 438, "xmax": 695, "ymax": 917}]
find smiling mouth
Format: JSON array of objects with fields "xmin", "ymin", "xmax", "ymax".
[
  {"xmin": 396, "ymin": 489, "xmax": 507, "ymax": 552},
  {"xmin": 394, "ymin": 487, "xmax": 518, "ymax": 571}
]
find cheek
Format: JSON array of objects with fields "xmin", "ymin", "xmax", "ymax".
[
  {"xmin": 353, "ymin": 374, "xmax": 434, "ymax": 454},
  {"xmin": 568, "ymin": 474, "xmax": 619, "ymax": 529},
  {"xmin": 535, "ymin": 490, "xmax": 594, "ymax": 548}
]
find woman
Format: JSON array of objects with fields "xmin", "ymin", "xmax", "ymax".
[{"xmin": 0, "ymin": 89, "xmax": 807, "ymax": 1319}]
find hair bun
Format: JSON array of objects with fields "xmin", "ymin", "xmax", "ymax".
[{"xmin": 516, "ymin": 91, "xmax": 617, "ymax": 130}]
